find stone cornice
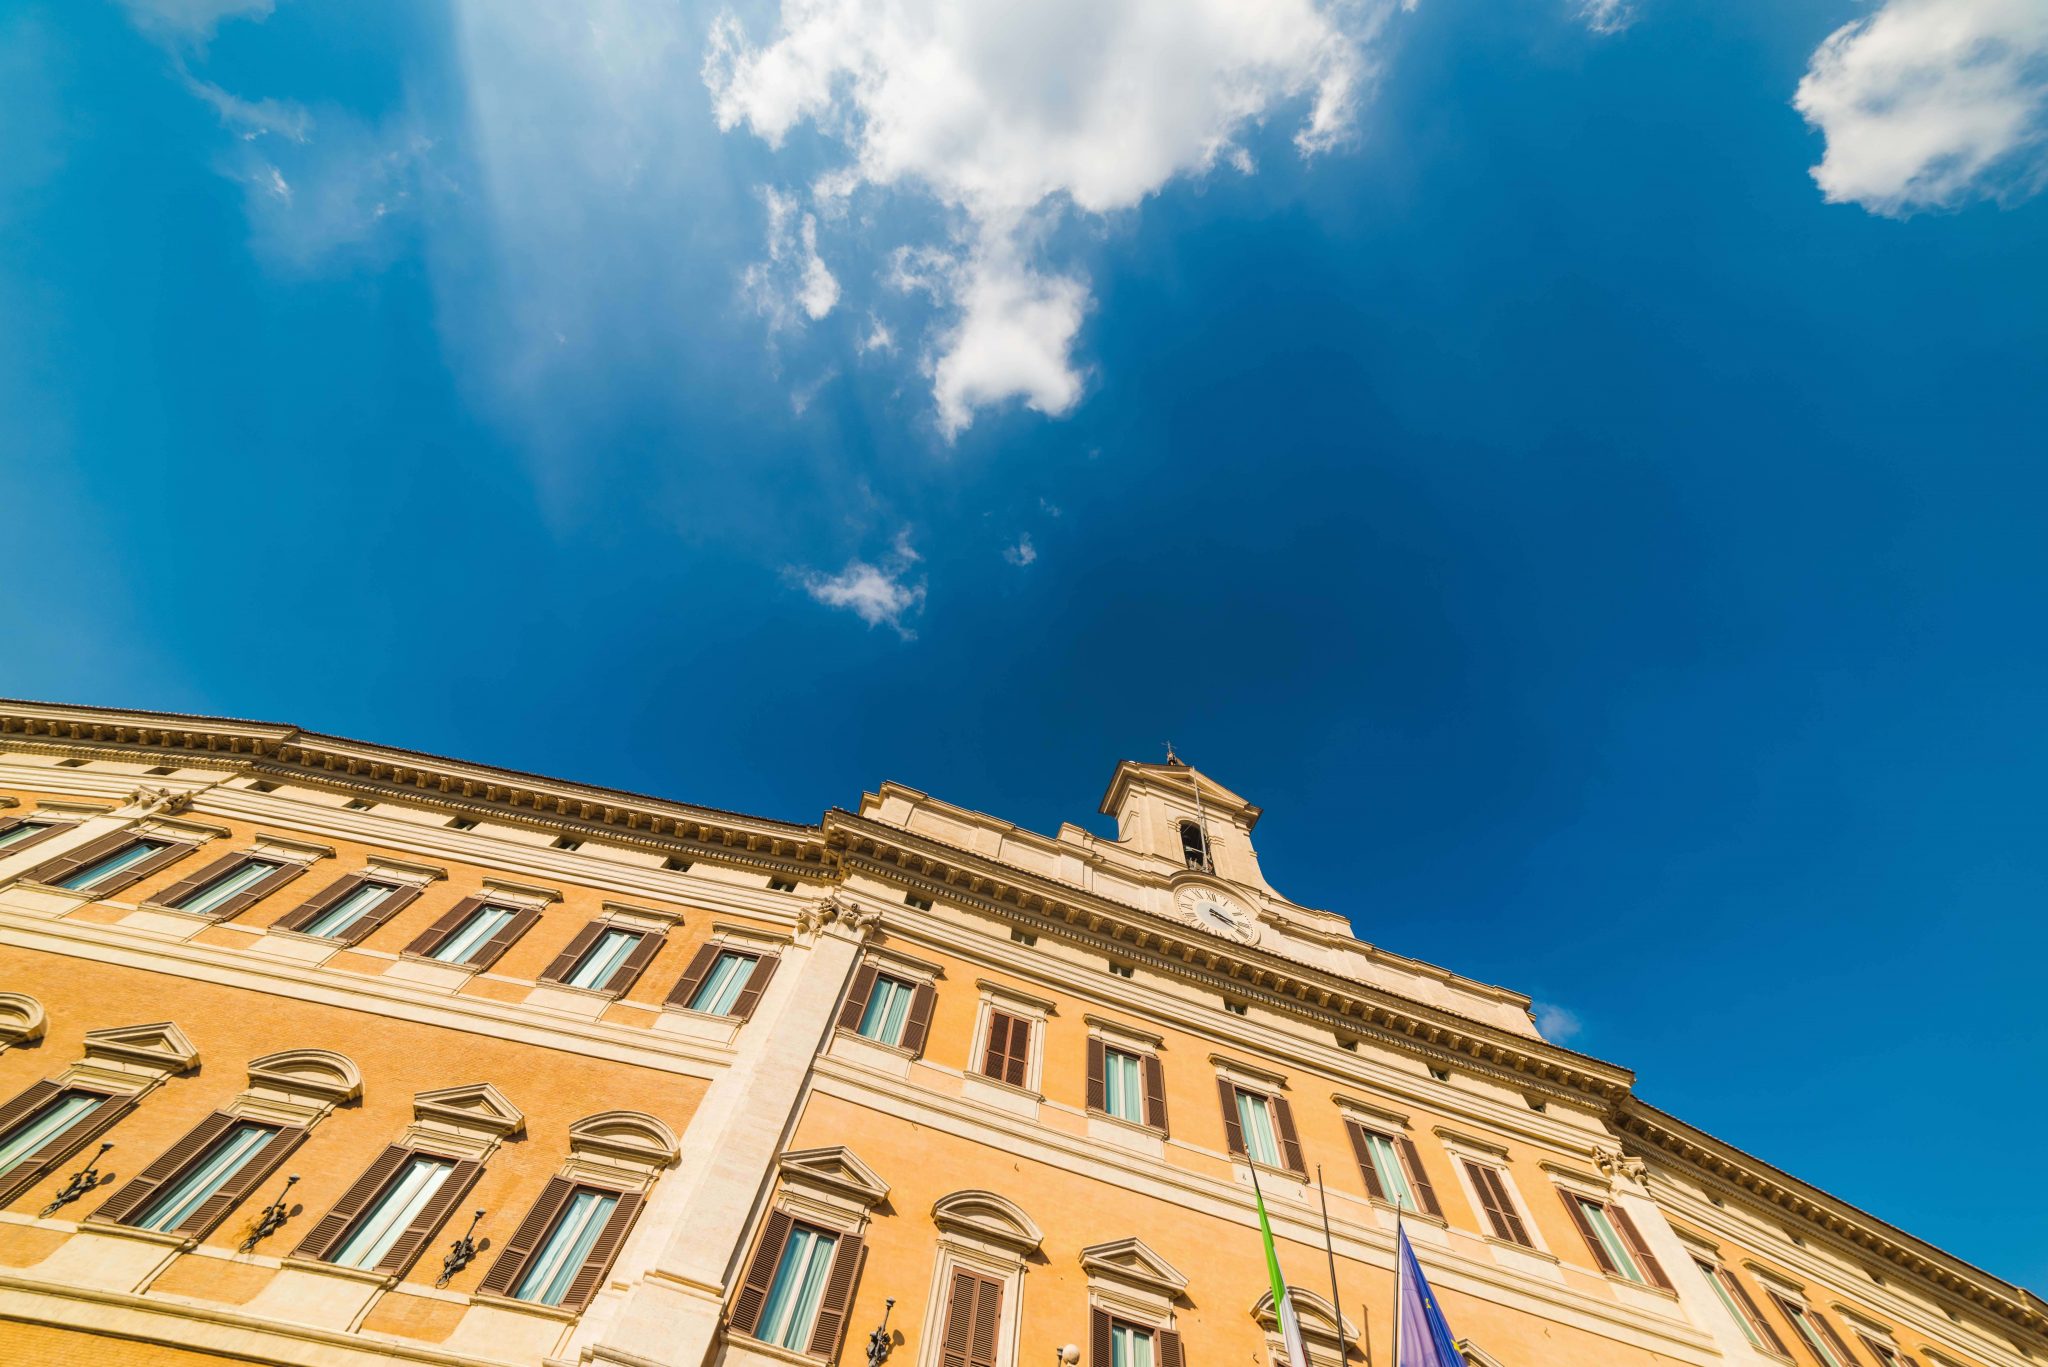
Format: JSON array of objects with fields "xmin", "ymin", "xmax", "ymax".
[
  {"xmin": 825, "ymin": 811, "xmax": 1634, "ymax": 1103},
  {"xmin": 0, "ymin": 699, "xmax": 831, "ymax": 875},
  {"xmin": 1615, "ymin": 1101, "xmax": 2048, "ymax": 1340}
]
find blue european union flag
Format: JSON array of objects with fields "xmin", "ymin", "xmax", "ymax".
[{"xmin": 1395, "ymin": 1226, "xmax": 1465, "ymax": 1367}]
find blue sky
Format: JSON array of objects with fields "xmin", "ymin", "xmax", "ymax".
[{"xmin": 5, "ymin": 0, "xmax": 2047, "ymax": 1293}]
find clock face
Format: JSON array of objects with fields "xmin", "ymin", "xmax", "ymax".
[{"xmin": 1176, "ymin": 886, "xmax": 1258, "ymax": 943}]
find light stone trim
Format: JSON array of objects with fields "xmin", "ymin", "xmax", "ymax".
[
  {"xmin": 479, "ymin": 877, "xmax": 561, "ymax": 905},
  {"xmin": 916, "ymin": 1192, "xmax": 1042, "ymax": 1367},
  {"xmin": 601, "ymin": 900, "xmax": 683, "ymax": 931},
  {"xmin": 1079, "ymin": 1238, "xmax": 1186, "ymax": 1328},
  {"xmin": 1211, "ymin": 1054, "xmax": 1290, "ymax": 1092},
  {"xmin": 359, "ymin": 856, "xmax": 447, "ymax": 887},
  {"xmin": 249, "ymin": 835, "xmax": 335, "ymax": 863},
  {"xmin": 1082, "ymin": 1014, "xmax": 1163, "ymax": 1051},
  {"xmin": 0, "ymin": 991, "xmax": 46, "ymax": 1050}
]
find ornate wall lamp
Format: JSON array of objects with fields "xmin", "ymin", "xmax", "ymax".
[
  {"xmin": 239, "ymin": 1174, "xmax": 300, "ymax": 1252},
  {"xmin": 436, "ymin": 1209, "xmax": 489, "ymax": 1287},
  {"xmin": 40, "ymin": 1143, "xmax": 115, "ymax": 1217},
  {"xmin": 865, "ymin": 1297, "xmax": 897, "ymax": 1367}
]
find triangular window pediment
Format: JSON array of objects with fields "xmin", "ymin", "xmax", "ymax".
[
  {"xmin": 779, "ymin": 1145, "xmax": 890, "ymax": 1208},
  {"xmin": 81, "ymin": 1021, "xmax": 200, "ymax": 1074},
  {"xmin": 1079, "ymin": 1237, "xmax": 1188, "ymax": 1297},
  {"xmin": 414, "ymin": 1082, "xmax": 525, "ymax": 1137}
]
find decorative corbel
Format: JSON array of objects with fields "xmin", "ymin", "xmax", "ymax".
[
  {"xmin": 796, "ymin": 890, "xmax": 882, "ymax": 943},
  {"xmin": 1593, "ymin": 1144, "xmax": 1649, "ymax": 1190},
  {"xmin": 123, "ymin": 785, "xmax": 192, "ymax": 816}
]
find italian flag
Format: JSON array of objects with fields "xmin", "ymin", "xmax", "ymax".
[{"xmin": 1252, "ymin": 1169, "xmax": 1311, "ymax": 1367}]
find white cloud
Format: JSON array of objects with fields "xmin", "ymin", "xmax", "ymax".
[
  {"xmin": 704, "ymin": 0, "xmax": 1400, "ymax": 437},
  {"xmin": 1039, "ymin": 497, "xmax": 1061, "ymax": 517},
  {"xmin": 1575, "ymin": 0, "xmax": 1634, "ymax": 35},
  {"xmin": 1532, "ymin": 1002, "xmax": 1582, "ymax": 1044},
  {"xmin": 1794, "ymin": 0, "xmax": 2048, "ymax": 215},
  {"xmin": 857, "ymin": 315, "xmax": 896, "ymax": 356},
  {"xmin": 743, "ymin": 186, "xmax": 840, "ymax": 330},
  {"xmin": 117, "ymin": 0, "xmax": 274, "ymax": 41},
  {"xmin": 796, "ymin": 530, "xmax": 928, "ymax": 637},
  {"xmin": 1002, "ymin": 533, "xmax": 1037, "ymax": 566}
]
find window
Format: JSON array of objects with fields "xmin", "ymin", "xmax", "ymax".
[
  {"xmin": 1236, "ymin": 1091, "xmax": 1282, "ymax": 1166},
  {"xmin": 856, "ymin": 974, "xmax": 916, "ymax": 1046},
  {"xmin": 430, "ymin": 903, "xmax": 521, "ymax": 964},
  {"xmin": 1560, "ymin": 1192, "xmax": 1670, "ymax": 1288},
  {"xmin": 552, "ymin": 836, "xmax": 583, "ymax": 851},
  {"xmin": 981, "ymin": 1010, "xmax": 1032, "ymax": 1087},
  {"xmin": 1223, "ymin": 1001, "xmax": 1248, "ymax": 1016},
  {"xmin": 1220, "ymin": 1081, "xmax": 1302, "ymax": 1171},
  {"xmin": 768, "ymin": 877, "xmax": 798, "ymax": 893},
  {"xmin": 1346, "ymin": 1123, "xmax": 1442, "ymax": 1216},
  {"xmin": 0, "ymin": 1091, "xmax": 104, "ymax": 1176},
  {"xmin": 0, "ymin": 821, "xmax": 54, "ymax": 852},
  {"xmin": 343, "ymin": 799, "xmax": 376, "ymax": 812},
  {"xmin": 757, "ymin": 1223, "xmax": 840, "ymax": 1350},
  {"xmin": 1102, "ymin": 1048, "xmax": 1144, "ymax": 1123},
  {"xmin": 663, "ymin": 856, "xmax": 691, "ymax": 871},
  {"xmin": 1858, "ymin": 1335, "xmax": 1906, "ymax": 1367},
  {"xmin": 144, "ymin": 765, "xmax": 178, "ymax": 776},
  {"xmin": 1090, "ymin": 1309, "xmax": 1183, "ymax": 1367},
  {"xmin": 939, "ymin": 1268, "xmax": 1005, "ymax": 1367},
  {"xmin": 515, "ymin": 1187, "xmax": 620, "ymax": 1306},
  {"xmin": 1461, "ymin": 1160, "xmax": 1530, "ymax": 1245},
  {"xmin": 564, "ymin": 928, "xmax": 646, "ymax": 991},
  {"xmin": 1112, "ymin": 1321, "xmax": 1155, "ymax": 1367},
  {"xmin": 1428, "ymin": 1067, "xmax": 1451, "ymax": 1081},
  {"xmin": 1009, "ymin": 928, "xmax": 1037, "ymax": 946},
  {"xmin": 1770, "ymin": 1295, "xmax": 1863, "ymax": 1367},
  {"xmin": 1107, "ymin": 962, "xmax": 1134, "ymax": 979},
  {"xmin": 448, "ymin": 816, "xmax": 479, "ymax": 831},
  {"xmin": 903, "ymin": 892, "xmax": 933, "ymax": 910},
  {"xmin": 1693, "ymin": 1260, "xmax": 1786, "ymax": 1355},
  {"xmin": 171, "ymin": 859, "xmax": 282, "ymax": 916},
  {"xmin": 133, "ymin": 1122, "xmax": 278, "ymax": 1232},
  {"xmin": 330, "ymin": 1154, "xmax": 457, "ymax": 1269},
  {"xmin": 247, "ymin": 780, "xmax": 279, "ymax": 793},
  {"xmin": 55, "ymin": 758, "xmax": 87, "ymax": 768},
  {"xmin": 300, "ymin": 881, "xmax": 401, "ymax": 938},
  {"xmin": 59, "ymin": 839, "xmax": 169, "ymax": 891},
  {"xmin": 1179, "ymin": 821, "xmax": 1209, "ymax": 870},
  {"xmin": 689, "ymin": 950, "xmax": 760, "ymax": 1014}
]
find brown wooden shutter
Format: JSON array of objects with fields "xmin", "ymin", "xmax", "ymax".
[
  {"xmin": 1771, "ymin": 1294, "xmax": 1831, "ymax": 1367},
  {"xmin": 1559, "ymin": 1189, "xmax": 1619, "ymax": 1275},
  {"xmin": 1464, "ymin": 1162, "xmax": 1530, "ymax": 1246},
  {"xmin": 335, "ymin": 882, "xmax": 421, "ymax": 947},
  {"xmin": 1157, "ymin": 1328, "xmax": 1185, "ymax": 1367},
  {"xmin": 1219, "ymin": 1080, "xmax": 1246, "ymax": 1157},
  {"xmin": 1606, "ymin": 1203, "xmax": 1670, "ymax": 1289},
  {"xmin": 479, "ymin": 1176, "xmax": 575, "ymax": 1298},
  {"xmin": 180, "ymin": 1124, "xmax": 304, "ymax": 1239},
  {"xmin": 983, "ymin": 1012, "xmax": 1023, "ymax": 1082},
  {"xmin": 0, "ymin": 816, "xmax": 66, "ymax": 858},
  {"xmin": 806, "ymin": 1228, "xmax": 864, "ymax": 1358},
  {"xmin": 1086, "ymin": 1038, "xmax": 1106, "ymax": 1112},
  {"xmin": 22, "ymin": 830, "xmax": 143, "ymax": 887},
  {"xmin": 666, "ymin": 944, "xmax": 725, "ymax": 1009},
  {"xmin": 730, "ymin": 953, "xmax": 778, "ymax": 1020},
  {"xmin": 151, "ymin": 852, "xmax": 252, "ymax": 909},
  {"xmin": 732, "ymin": 1208, "xmax": 794, "ymax": 1336},
  {"xmin": 67, "ymin": 838, "xmax": 196, "ymax": 898},
  {"xmin": 901, "ymin": 981, "xmax": 937, "ymax": 1058},
  {"xmin": 91, "ymin": 1111, "xmax": 238, "ymax": 1226},
  {"xmin": 1725, "ymin": 1271, "xmax": 1789, "ymax": 1356},
  {"xmin": 1141, "ymin": 1054, "xmax": 1167, "ymax": 1132},
  {"xmin": 1348, "ymin": 1122, "xmax": 1387, "ymax": 1200},
  {"xmin": 1395, "ymin": 1134, "xmax": 1442, "ymax": 1217},
  {"xmin": 1004, "ymin": 1017, "xmax": 1030, "ymax": 1087},
  {"xmin": 1273, "ymin": 1095, "xmax": 1306, "ymax": 1174},
  {"xmin": 837, "ymin": 964, "xmax": 880, "ymax": 1032},
  {"xmin": 1810, "ymin": 1311, "xmax": 1861, "ymax": 1367},
  {"xmin": 1090, "ymin": 1308, "xmax": 1112, "ymax": 1367},
  {"xmin": 404, "ymin": 896, "xmax": 487, "ymax": 958},
  {"xmin": 274, "ymin": 874, "xmax": 368, "ymax": 933},
  {"xmin": 561, "ymin": 1187, "xmax": 642, "ymax": 1310},
  {"xmin": 375, "ymin": 1157, "xmax": 482, "ymax": 1279},
  {"xmin": 1857, "ymin": 1334, "xmax": 1896, "ymax": 1367},
  {"xmin": 469, "ymin": 903, "xmax": 541, "ymax": 972},
  {"xmin": 940, "ymin": 1268, "xmax": 1003, "ymax": 1367},
  {"xmin": 940, "ymin": 1269, "xmax": 978, "ymax": 1367},
  {"xmin": 541, "ymin": 922, "xmax": 606, "ymax": 984},
  {"xmin": 602, "ymin": 931, "xmax": 662, "ymax": 996},
  {"xmin": 295, "ymin": 1144, "xmax": 412, "ymax": 1261},
  {"xmin": 0, "ymin": 1086, "xmax": 132, "ymax": 1206}
]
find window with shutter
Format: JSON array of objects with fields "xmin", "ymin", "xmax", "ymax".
[
  {"xmin": 1560, "ymin": 1190, "xmax": 1645, "ymax": 1282},
  {"xmin": 300, "ymin": 1146, "xmax": 482, "ymax": 1278},
  {"xmin": 95, "ymin": 1113, "xmax": 304, "ymax": 1238},
  {"xmin": 939, "ymin": 1269, "xmax": 1004, "ymax": 1367},
  {"xmin": 497, "ymin": 1182, "xmax": 641, "ymax": 1310},
  {"xmin": 1773, "ymin": 1294, "xmax": 1860, "ymax": 1367},
  {"xmin": 43, "ymin": 836, "xmax": 194, "ymax": 897},
  {"xmin": 154, "ymin": 853, "xmax": 306, "ymax": 920},
  {"xmin": 1462, "ymin": 1160, "xmax": 1531, "ymax": 1245},
  {"xmin": 0, "ymin": 1083, "xmax": 130, "ymax": 1205},
  {"xmin": 854, "ymin": 974, "xmax": 918, "ymax": 1047},
  {"xmin": 0, "ymin": 817, "xmax": 67, "ymax": 857},
  {"xmin": 981, "ymin": 1010, "xmax": 1031, "ymax": 1087},
  {"xmin": 755, "ymin": 1221, "xmax": 842, "ymax": 1350},
  {"xmin": 406, "ymin": 898, "xmax": 531, "ymax": 967},
  {"xmin": 1695, "ymin": 1259, "xmax": 1788, "ymax": 1354},
  {"xmin": 684, "ymin": 949, "xmax": 760, "ymax": 1014},
  {"xmin": 559, "ymin": 927, "xmax": 649, "ymax": 992}
]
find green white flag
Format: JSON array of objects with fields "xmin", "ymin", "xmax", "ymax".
[{"xmin": 1251, "ymin": 1168, "xmax": 1311, "ymax": 1367}]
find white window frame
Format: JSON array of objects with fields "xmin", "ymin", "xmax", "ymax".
[
  {"xmin": 1435, "ymin": 1127, "xmax": 1550, "ymax": 1256},
  {"xmin": 968, "ymin": 981, "xmax": 1054, "ymax": 1098}
]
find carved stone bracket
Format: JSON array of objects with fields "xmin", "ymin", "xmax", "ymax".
[
  {"xmin": 1594, "ymin": 1145, "xmax": 1648, "ymax": 1190},
  {"xmin": 121, "ymin": 784, "xmax": 194, "ymax": 816},
  {"xmin": 795, "ymin": 890, "xmax": 882, "ymax": 943}
]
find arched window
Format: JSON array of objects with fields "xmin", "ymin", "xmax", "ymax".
[{"xmin": 1179, "ymin": 822, "xmax": 1210, "ymax": 871}]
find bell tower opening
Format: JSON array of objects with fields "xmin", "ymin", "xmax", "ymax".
[{"xmin": 1179, "ymin": 820, "xmax": 1212, "ymax": 872}]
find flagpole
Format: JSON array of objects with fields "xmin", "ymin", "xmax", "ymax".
[{"xmin": 1315, "ymin": 1166, "xmax": 1349, "ymax": 1365}]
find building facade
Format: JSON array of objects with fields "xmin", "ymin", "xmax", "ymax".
[{"xmin": 0, "ymin": 699, "xmax": 2037, "ymax": 1367}]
